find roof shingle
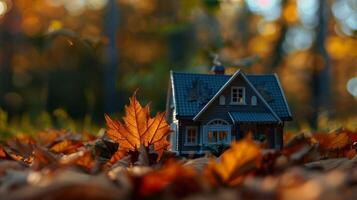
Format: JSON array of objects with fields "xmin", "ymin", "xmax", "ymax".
[
  {"xmin": 171, "ymin": 71, "xmax": 292, "ymax": 120},
  {"xmin": 228, "ymin": 112, "xmax": 279, "ymax": 123}
]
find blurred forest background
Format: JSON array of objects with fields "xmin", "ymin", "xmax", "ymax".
[{"xmin": 0, "ymin": 0, "xmax": 356, "ymax": 134}]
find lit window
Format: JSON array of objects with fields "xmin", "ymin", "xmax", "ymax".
[
  {"xmin": 186, "ymin": 127, "xmax": 197, "ymax": 145},
  {"xmin": 208, "ymin": 131, "xmax": 217, "ymax": 143},
  {"xmin": 219, "ymin": 95, "xmax": 225, "ymax": 105},
  {"xmin": 231, "ymin": 87, "xmax": 245, "ymax": 104},
  {"xmin": 208, "ymin": 130, "xmax": 228, "ymax": 144},
  {"xmin": 251, "ymin": 95, "xmax": 257, "ymax": 106}
]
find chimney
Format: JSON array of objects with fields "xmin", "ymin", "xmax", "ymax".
[
  {"xmin": 211, "ymin": 54, "xmax": 225, "ymax": 74},
  {"xmin": 211, "ymin": 64, "xmax": 225, "ymax": 75}
]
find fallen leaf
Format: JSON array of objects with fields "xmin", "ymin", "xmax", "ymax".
[
  {"xmin": 105, "ymin": 94, "xmax": 170, "ymax": 161},
  {"xmin": 108, "ymin": 150, "xmax": 127, "ymax": 165},
  {"xmin": 205, "ymin": 137, "xmax": 262, "ymax": 186},
  {"xmin": 0, "ymin": 145, "xmax": 7, "ymax": 158},
  {"xmin": 31, "ymin": 146, "xmax": 58, "ymax": 170},
  {"xmin": 74, "ymin": 151, "xmax": 96, "ymax": 171},
  {"xmin": 312, "ymin": 132, "xmax": 349, "ymax": 150},
  {"xmin": 345, "ymin": 148, "xmax": 356, "ymax": 159},
  {"xmin": 50, "ymin": 140, "xmax": 83, "ymax": 154},
  {"xmin": 36, "ymin": 129, "xmax": 66, "ymax": 147},
  {"xmin": 183, "ymin": 157, "xmax": 210, "ymax": 172},
  {"xmin": 138, "ymin": 161, "xmax": 199, "ymax": 197}
]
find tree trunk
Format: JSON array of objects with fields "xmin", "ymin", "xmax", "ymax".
[
  {"xmin": 310, "ymin": 0, "xmax": 331, "ymax": 129},
  {"xmin": 103, "ymin": 0, "xmax": 119, "ymax": 114},
  {"xmin": 269, "ymin": 0, "xmax": 288, "ymax": 70},
  {"xmin": 0, "ymin": 9, "xmax": 16, "ymax": 114}
]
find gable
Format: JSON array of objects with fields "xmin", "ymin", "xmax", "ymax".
[
  {"xmin": 170, "ymin": 71, "xmax": 292, "ymax": 120},
  {"xmin": 192, "ymin": 71, "xmax": 281, "ymax": 123}
]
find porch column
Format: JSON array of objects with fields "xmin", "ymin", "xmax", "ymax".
[
  {"xmin": 268, "ymin": 126, "xmax": 275, "ymax": 149},
  {"xmin": 199, "ymin": 125, "xmax": 203, "ymax": 153},
  {"xmin": 274, "ymin": 126, "xmax": 283, "ymax": 150},
  {"xmin": 236, "ymin": 124, "xmax": 243, "ymax": 140}
]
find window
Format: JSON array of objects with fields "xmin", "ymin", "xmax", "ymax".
[
  {"xmin": 251, "ymin": 95, "xmax": 257, "ymax": 106},
  {"xmin": 205, "ymin": 119, "xmax": 230, "ymax": 145},
  {"xmin": 208, "ymin": 130, "xmax": 229, "ymax": 144},
  {"xmin": 231, "ymin": 87, "xmax": 245, "ymax": 104},
  {"xmin": 185, "ymin": 127, "xmax": 197, "ymax": 145},
  {"xmin": 219, "ymin": 95, "xmax": 225, "ymax": 105}
]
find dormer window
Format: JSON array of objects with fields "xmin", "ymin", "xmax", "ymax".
[{"xmin": 231, "ymin": 87, "xmax": 245, "ymax": 104}]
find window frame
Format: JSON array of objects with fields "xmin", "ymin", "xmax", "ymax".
[
  {"xmin": 185, "ymin": 126, "xmax": 198, "ymax": 146},
  {"xmin": 207, "ymin": 119, "xmax": 229, "ymax": 125},
  {"xmin": 206, "ymin": 126, "xmax": 230, "ymax": 145},
  {"xmin": 207, "ymin": 130, "xmax": 229, "ymax": 144},
  {"xmin": 231, "ymin": 86, "xmax": 246, "ymax": 105}
]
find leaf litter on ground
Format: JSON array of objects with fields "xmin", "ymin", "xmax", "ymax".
[{"xmin": 1, "ymin": 93, "xmax": 357, "ymax": 199}]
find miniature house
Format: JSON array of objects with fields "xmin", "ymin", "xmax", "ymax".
[{"xmin": 165, "ymin": 65, "xmax": 292, "ymax": 155}]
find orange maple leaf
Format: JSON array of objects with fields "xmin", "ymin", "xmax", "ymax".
[
  {"xmin": 105, "ymin": 94, "xmax": 170, "ymax": 160},
  {"xmin": 205, "ymin": 137, "xmax": 262, "ymax": 186}
]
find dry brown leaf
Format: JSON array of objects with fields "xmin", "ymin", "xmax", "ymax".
[
  {"xmin": 138, "ymin": 161, "xmax": 199, "ymax": 197},
  {"xmin": 74, "ymin": 151, "xmax": 96, "ymax": 171},
  {"xmin": 105, "ymin": 149, "xmax": 128, "ymax": 168},
  {"xmin": 105, "ymin": 94, "xmax": 170, "ymax": 160},
  {"xmin": 345, "ymin": 148, "xmax": 356, "ymax": 159},
  {"xmin": 0, "ymin": 145, "xmax": 7, "ymax": 158},
  {"xmin": 50, "ymin": 140, "xmax": 83, "ymax": 154},
  {"xmin": 205, "ymin": 137, "xmax": 262, "ymax": 186},
  {"xmin": 312, "ymin": 132, "xmax": 349, "ymax": 150},
  {"xmin": 36, "ymin": 129, "xmax": 66, "ymax": 147},
  {"xmin": 31, "ymin": 146, "xmax": 58, "ymax": 170},
  {"xmin": 4, "ymin": 138, "xmax": 35, "ymax": 164}
]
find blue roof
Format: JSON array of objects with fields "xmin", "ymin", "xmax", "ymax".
[
  {"xmin": 171, "ymin": 71, "xmax": 292, "ymax": 120},
  {"xmin": 229, "ymin": 112, "xmax": 278, "ymax": 123}
]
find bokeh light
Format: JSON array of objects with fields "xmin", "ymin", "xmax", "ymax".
[
  {"xmin": 283, "ymin": 26, "xmax": 315, "ymax": 52},
  {"xmin": 332, "ymin": 0, "xmax": 357, "ymax": 35},
  {"xmin": 87, "ymin": 0, "xmax": 108, "ymax": 10},
  {"xmin": 64, "ymin": 0, "xmax": 86, "ymax": 16},
  {"xmin": 347, "ymin": 77, "xmax": 357, "ymax": 98},
  {"xmin": 297, "ymin": 0, "xmax": 318, "ymax": 28},
  {"xmin": 0, "ymin": 0, "xmax": 8, "ymax": 16},
  {"xmin": 45, "ymin": 0, "xmax": 109, "ymax": 15},
  {"xmin": 246, "ymin": 0, "xmax": 281, "ymax": 21}
]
